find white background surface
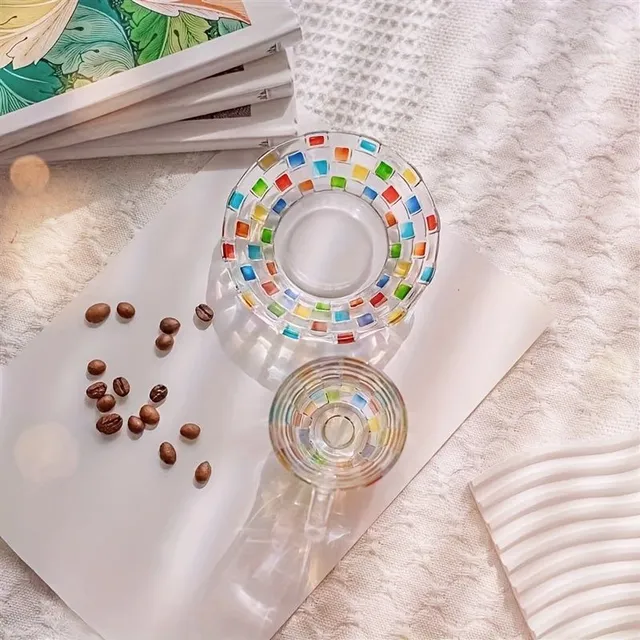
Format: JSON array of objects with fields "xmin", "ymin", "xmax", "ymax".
[
  {"xmin": 0, "ymin": 152, "xmax": 550, "ymax": 640},
  {"xmin": 0, "ymin": 0, "xmax": 638, "ymax": 638}
]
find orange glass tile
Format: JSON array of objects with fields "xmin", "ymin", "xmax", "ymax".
[{"xmin": 334, "ymin": 147, "xmax": 351, "ymax": 162}]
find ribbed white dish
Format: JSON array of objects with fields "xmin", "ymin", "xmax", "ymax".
[{"xmin": 471, "ymin": 434, "xmax": 640, "ymax": 640}]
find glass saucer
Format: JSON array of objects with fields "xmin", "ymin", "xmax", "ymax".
[
  {"xmin": 221, "ymin": 132, "xmax": 440, "ymax": 343},
  {"xmin": 269, "ymin": 357, "xmax": 407, "ymax": 491}
]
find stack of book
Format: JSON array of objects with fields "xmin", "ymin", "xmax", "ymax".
[{"xmin": 0, "ymin": 0, "xmax": 301, "ymax": 163}]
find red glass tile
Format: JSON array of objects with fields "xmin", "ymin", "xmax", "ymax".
[
  {"xmin": 308, "ymin": 135, "xmax": 325, "ymax": 146},
  {"xmin": 266, "ymin": 261, "xmax": 278, "ymax": 276},
  {"xmin": 275, "ymin": 173, "xmax": 293, "ymax": 191},
  {"xmin": 370, "ymin": 292, "xmax": 387, "ymax": 308},
  {"xmin": 426, "ymin": 214, "xmax": 438, "ymax": 231},
  {"xmin": 311, "ymin": 321, "xmax": 328, "ymax": 332},
  {"xmin": 381, "ymin": 185, "xmax": 400, "ymax": 204},
  {"xmin": 222, "ymin": 242, "xmax": 236, "ymax": 260},
  {"xmin": 261, "ymin": 281, "xmax": 279, "ymax": 296},
  {"xmin": 337, "ymin": 332, "xmax": 355, "ymax": 344}
]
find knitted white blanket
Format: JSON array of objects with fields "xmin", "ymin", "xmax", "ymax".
[{"xmin": 0, "ymin": 1, "xmax": 638, "ymax": 638}]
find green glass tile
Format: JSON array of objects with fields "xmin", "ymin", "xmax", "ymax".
[
  {"xmin": 261, "ymin": 227, "xmax": 274, "ymax": 244},
  {"xmin": 326, "ymin": 389, "xmax": 341, "ymax": 403},
  {"xmin": 311, "ymin": 451, "xmax": 327, "ymax": 465},
  {"xmin": 268, "ymin": 302, "xmax": 286, "ymax": 317},
  {"xmin": 251, "ymin": 177, "xmax": 269, "ymax": 197},
  {"xmin": 375, "ymin": 161, "xmax": 394, "ymax": 180},
  {"xmin": 394, "ymin": 283, "xmax": 412, "ymax": 300},
  {"xmin": 389, "ymin": 243, "xmax": 401, "ymax": 259},
  {"xmin": 330, "ymin": 176, "xmax": 347, "ymax": 189},
  {"xmin": 315, "ymin": 302, "xmax": 331, "ymax": 311}
]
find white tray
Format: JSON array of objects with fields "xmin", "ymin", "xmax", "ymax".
[{"xmin": 0, "ymin": 151, "xmax": 551, "ymax": 640}]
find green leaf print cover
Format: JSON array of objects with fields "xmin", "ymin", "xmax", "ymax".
[{"xmin": 0, "ymin": 0, "xmax": 250, "ymax": 116}]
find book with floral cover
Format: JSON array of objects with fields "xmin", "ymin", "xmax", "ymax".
[
  {"xmin": 0, "ymin": 50, "xmax": 292, "ymax": 157},
  {"xmin": 0, "ymin": 0, "xmax": 299, "ymax": 152}
]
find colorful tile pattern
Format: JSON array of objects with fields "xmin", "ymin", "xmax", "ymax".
[{"xmin": 222, "ymin": 131, "xmax": 440, "ymax": 343}]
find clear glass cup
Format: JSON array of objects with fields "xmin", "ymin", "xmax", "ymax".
[{"xmin": 269, "ymin": 356, "xmax": 408, "ymax": 540}]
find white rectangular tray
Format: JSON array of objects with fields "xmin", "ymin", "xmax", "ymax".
[{"xmin": 0, "ymin": 151, "xmax": 551, "ymax": 640}]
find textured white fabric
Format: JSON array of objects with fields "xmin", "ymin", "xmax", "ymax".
[{"xmin": 0, "ymin": 0, "xmax": 638, "ymax": 638}]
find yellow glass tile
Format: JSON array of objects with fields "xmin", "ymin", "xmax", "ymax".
[
  {"xmin": 258, "ymin": 151, "xmax": 278, "ymax": 170},
  {"xmin": 402, "ymin": 168, "xmax": 418, "ymax": 185},
  {"xmin": 252, "ymin": 204, "xmax": 268, "ymax": 222},
  {"xmin": 387, "ymin": 308, "xmax": 407, "ymax": 325},
  {"xmin": 394, "ymin": 260, "xmax": 411, "ymax": 277},
  {"xmin": 302, "ymin": 400, "xmax": 316, "ymax": 416},
  {"xmin": 294, "ymin": 304, "xmax": 312, "ymax": 319},
  {"xmin": 352, "ymin": 164, "xmax": 370, "ymax": 182},
  {"xmin": 368, "ymin": 416, "xmax": 380, "ymax": 433},
  {"xmin": 241, "ymin": 291, "xmax": 256, "ymax": 308}
]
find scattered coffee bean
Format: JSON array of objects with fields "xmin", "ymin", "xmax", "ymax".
[
  {"xmin": 96, "ymin": 413, "xmax": 123, "ymax": 435},
  {"xmin": 149, "ymin": 384, "xmax": 168, "ymax": 403},
  {"xmin": 155, "ymin": 333, "xmax": 174, "ymax": 351},
  {"xmin": 180, "ymin": 423, "xmax": 201, "ymax": 440},
  {"xmin": 85, "ymin": 303, "xmax": 111, "ymax": 324},
  {"xmin": 195, "ymin": 303, "xmax": 214, "ymax": 323},
  {"xmin": 86, "ymin": 381, "xmax": 107, "ymax": 399},
  {"xmin": 116, "ymin": 302, "xmax": 136, "ymax": 319},
  {"xmin": 159, "ymin": 317, "xmax": 180, "ymax": 334},
  {"xmin": 127, "ymin": 416, "xmax": 145, "ymax": 435},
  {"xmin": 195, "ymin": 462, "xmax": 211, "ymax": 484},
  {"xmin": 96, "ymin": 394, "xmax": 116, "ymax": 413},
  {"xmin": 87, "ymin": 359, "xmax": 106, "ymax": 376},
  {"xmin": 113, "ymin": 377, "xmax": 130, "ymax": 397},
  {"xmin": 159, "ymin": 442, "xmax": 177, "ymax": 465},
  {"xmin": 139, "ymin": 404, "xmax": 160, "ymax": 425}
]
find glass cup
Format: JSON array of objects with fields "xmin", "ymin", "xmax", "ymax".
[{"xmin": 269, "ymin": 357, "xmax": 407, "ymax": 540}]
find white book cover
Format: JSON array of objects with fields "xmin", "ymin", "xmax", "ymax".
[
  {"xmin": 0, "ymin": 0, "xmax": 300, "ymax": 153},
  {"xmin": 1, "ymin": 50, "xmax": 293, "ymax": 158},
  {"xmin": 5, "ymin": 96, "xmax": 298, "ymax": 162}
]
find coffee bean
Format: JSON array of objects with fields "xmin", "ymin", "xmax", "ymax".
[
  {"xmin": 139, "ymin": 404, "xmax": 160, "ymax": 425},
  {"xmin": 149, "ymin": 384, "xmax": 168, "ymax": 403},
  {"xmin": 87, "ymin": 359, "xmax": 106, "ymax": 376},
  {"xmin": 116, "ymin": 302, "xmax": 136, "ymax": 319},
  {"xmin": 96, "ymin": 413, "xmax": 123, "ymax": 435},
  {"xmin": 195, "ymin": 303, "xmax": 214, "ymax": 323},
  {"xmin": 155, "ymin": 333, "xmax": 174, "ymax": 351},
  {"xmin": 195, "ymin": 462, "xmax": 211, "ymax": 484},
  {"xmin": 85, "ymin": 303, "xmax": 110, "ymax": 324},
  {"xmin": 127, "ymin": 416, "xmax": 145, "ymax": 434},
  {"xmin": 180, "ymin": 423, "xmax": 201, "ymax": 440},
  {"xmin": 159, "ymin": 442, "xmax": 177, "ymax": 465},
  {"xmin": 113, "ymin": 377, "xmax": 130, "ymax": 397},
  {"xmin": 96, "ymin": 394, "xmax": 116, "ymax": 413},
  {"xmin": 86, "ymin": 381, "xmax": 107, "ymax": 399},
  {"xmin": 159, "ymin": 317, "xmax": 180, "ymax": 334}
]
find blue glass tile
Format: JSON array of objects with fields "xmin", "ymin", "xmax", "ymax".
[
  {"xmin": 240, "ymin": 264, "xmax": 257, "ymax": 281},
  {"xmin": 287, "ymin": 151, "xmax": 306, "ymax": 168},
  {"xmin": 399, "ymin": 221, "xmax": 415, "ymax": 240}
]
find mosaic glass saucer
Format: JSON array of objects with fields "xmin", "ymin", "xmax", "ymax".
[
  {"xmin": 269, "ymin": 357, "xmax": 408, "ymax": 491},
  {"xmin": 221, "ymin": 132, "xmax": 441, "ymax": 343}
]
